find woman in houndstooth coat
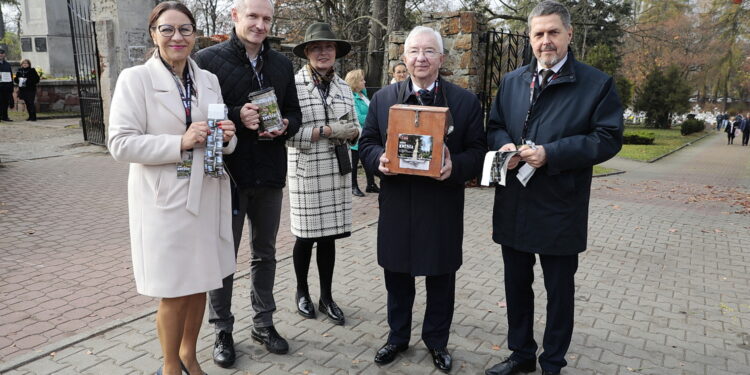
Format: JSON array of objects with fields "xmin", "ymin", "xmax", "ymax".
[{"xmin": 287, "ymin": 23, "xmax": 360, "ymax": 326}]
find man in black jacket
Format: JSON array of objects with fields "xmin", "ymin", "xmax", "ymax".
[
  {"xmin": 0, "ymin": 49, "xmax": 14, "ymax": 121},
  {"xmin": 194, "ymin": 0, "xmax": 301, "ymax": 367},
  {"xmin": 485, "ymin": 2, "xmax": 623, "ymax": 375}
]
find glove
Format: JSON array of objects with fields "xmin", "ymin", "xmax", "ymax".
[{"xmin": 328, "ymin": 120, "xmax": 359, "ymax": 140}]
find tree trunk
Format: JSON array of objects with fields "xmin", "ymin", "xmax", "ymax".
[
  {"xmin": 387, "ymin": 0, "xmax": 406, "ymax": 33},
  {"xmin": 0, "ymin": 6, "xmax": 5, "ymax": 41},
  {"xmin": 366, "ymin": 0, "xmax": 387, "ymax": 86}
]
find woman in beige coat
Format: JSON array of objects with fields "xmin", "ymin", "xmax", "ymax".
[
  {"xmin": 287, "ymin": 23, "xmax": 360, "ymax": 327},
  {"xmin": 107, "ymin": 3, "xmax": 236, "ymax": 375}
]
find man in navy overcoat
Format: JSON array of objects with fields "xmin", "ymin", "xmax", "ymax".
[
  {"xmin": 359, "ymin": 25, "xmax": 486, "ymax": 373},
  {"xmin": 485, "ymin": 2, "xmax": 624, "ymax": 375}
]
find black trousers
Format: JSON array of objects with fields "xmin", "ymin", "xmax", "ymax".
[
  {"xmin": 19, "ymin": 90, "xmax": 36, "ymax": 120},
  {"xmin": 0, "ymin": 88, "xmax": 12, "ymax": 120},
  {"xmin": 350, "ymin": 149, "xmax": 375, "ymax": 187},
  {"xmin": 742, "ymin": 130, "xmax": 750, "ymax": 146},
  {"xmin": 384, "ymin": 269, "xmax": 455, "ymax": 349},
  {"xmin": 208, "ymin": 186, "xmax": 283, "ymax": 330},
  {"xmin": 502, "ymin": 246, "xmax": 578, "ymax": 373}
]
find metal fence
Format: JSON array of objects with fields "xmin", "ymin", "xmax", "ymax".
[
  {"xmin": 479, "ymin": 29, "xmax": 531, "ymax": 124},
  {"xmin": 67, "ymin": 0, "xmax": 106, "ymax": 145}
]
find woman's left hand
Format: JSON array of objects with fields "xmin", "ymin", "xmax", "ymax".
[{"xmin": 218, "ymin": 120, "xmax": 235, "ymax": 143}]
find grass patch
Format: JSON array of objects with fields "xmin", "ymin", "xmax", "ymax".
[
  {"xmin": 593, "ymin": 165, "xmax": 617, "ymax": 176},
  {"xmin": 618, "ymin": 127, "xmax": 708, "ymax": 161}
]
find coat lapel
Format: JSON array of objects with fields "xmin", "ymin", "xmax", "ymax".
[
  {"xmin": 147, "ymin": 57, "xmax": 186, "ymax": 125},
  {"xmin": 188, "ymin": 58, "xmax": 209, "ymax": 122}
]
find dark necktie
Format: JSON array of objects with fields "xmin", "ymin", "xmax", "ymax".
[
  {"xmin": 417, "ymin": 89, "xmax": 433, "ymax": 105},
  {"xmin": 539, "ymin": 69, "xmax": 554, "ymax": 90}
]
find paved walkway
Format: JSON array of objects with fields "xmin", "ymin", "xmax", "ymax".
[{"xmin": 1, "ymin": 127, "xmax": 749, "ymax": 374}]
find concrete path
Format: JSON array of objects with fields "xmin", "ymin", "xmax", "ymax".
[{"xmin": 1, "ymin": 129, "xmax": 749, "ymax": 374}]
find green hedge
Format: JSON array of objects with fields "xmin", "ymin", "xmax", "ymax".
[
  {"xmin": 623, "ymin": 130, "xmax": 656, "ymax": 145},
  {"xmin": 680, "ymin": 119, "xmax": 705, "ymax": 135}
]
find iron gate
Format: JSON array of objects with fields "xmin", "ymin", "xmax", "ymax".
[
  {"xmin": 67, "ymin": 0, "xmax": 105, "ymax": 145},
  {"xmin": 480, "ymin": 29, "xmax": 531, "ymax": 125}
]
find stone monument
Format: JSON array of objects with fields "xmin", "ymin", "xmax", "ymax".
[{"xmin": 19, "ymin": 0, "xmax": 78, "ymax": 77}]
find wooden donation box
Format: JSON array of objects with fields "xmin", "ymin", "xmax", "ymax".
[{"xmin": 385, "ymin": 104, "xmax": 449, "ymax": 177}]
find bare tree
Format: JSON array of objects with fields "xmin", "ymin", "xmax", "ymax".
[
  {"xmin": 367, "ymin": 0, "xmax": 387, "ymax": 86},
  {"xmin": 184, "ymin": 0, "xmax": 233, "ymax": 36},
  {"xmin": 388, "ymin": 0, "xmax": 407, "ymax": 32}
]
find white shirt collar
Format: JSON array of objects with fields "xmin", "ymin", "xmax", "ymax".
[
  {"xmin": 247, "ymin": 44, "xmax": 264, "ymax": 68},
  {"xmin": 537, "ymin": 53, "xmax": 568, "ymax": 75},
  {"xmin": 412, "ymin": 81, "xmax": 436, "ymax": 94}
]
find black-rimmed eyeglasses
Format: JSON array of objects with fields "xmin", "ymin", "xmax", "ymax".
[{"xmin": 151, "ymin": 24, "xmax": 196, "ymax": 37}]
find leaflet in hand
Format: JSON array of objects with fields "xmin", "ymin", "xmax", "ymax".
[{"xmin": 480, "ymin": 150, "xmax": 519, "ymax": 186}]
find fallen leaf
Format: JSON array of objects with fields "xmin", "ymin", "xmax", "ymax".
[
  {"xmin": 497, "ymin": 301, "xmax": 507, "ymax": 308},
  {"xmin": 669, "ymin": 228, "xmax": 678, "ymax": 233},
  {"xmin": 715, "ymin": 229, "xmax": 723, "ymax": 233},
  {"xmin": 491, "ymin": 345, "xmax": 501, "ymax": 351}
]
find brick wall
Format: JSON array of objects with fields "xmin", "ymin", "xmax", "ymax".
[{"xmin": 13, "ymin": 80, "xmax": 80, "ymax": 113}]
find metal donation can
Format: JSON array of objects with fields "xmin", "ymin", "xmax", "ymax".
[{"xmin": 247, "ymin": 87, "xmax": 284, "ymax": 133}]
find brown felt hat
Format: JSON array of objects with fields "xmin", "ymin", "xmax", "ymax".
[{"xmin": 293, "ymin": 22, "xmax": 352, "ymax": 59}]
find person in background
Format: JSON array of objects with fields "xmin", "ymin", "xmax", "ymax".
[
  {"xmin": 727, "ymin": 115, "xmax": 739, "ymax": 145},
  {"xmin": 287, "ymin": 22, "xmax": 360, "ymax": 327},
  {"xmin": 14, "ymin": 59, "xmax": 40, "ymax": 121},
  {"xmin": 108, "ymin": 2, "xmax": 237, "ymax": 374},
  {"xmin": 0, "ymin": 48, "xmax": 14, "ymax": 121},
  {"xmin": 344, "ymin": 68, "xmax": 379, "ymax": 196},
  {"xmin": 389, "ymin": 62, "xmax": 408, "ymax": 84},
  {"xmin": 741, "ymin": 113, "xmax": 750, "ymax": 146}
]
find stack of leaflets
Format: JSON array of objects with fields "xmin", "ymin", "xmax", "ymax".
[{"xmin": 480, "ymin": 150, "xmax": 519, "ymax": 187}]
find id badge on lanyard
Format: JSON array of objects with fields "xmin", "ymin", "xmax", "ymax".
[
  {"xmin": 177, "ymin": 151, "xmax": 193, "ymax": 179},
  {"xmin": 173, "ymin": 67, "xmax": 194, "ymax": 179}
]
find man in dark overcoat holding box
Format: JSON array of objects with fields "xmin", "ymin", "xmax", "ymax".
[
  {"xmin": 359, "ymin": 26, "xmax": 486, "ymax": 373},
  {"xmin": 485, "ymin": 1, "xmax": 623, "ymax": 375}
]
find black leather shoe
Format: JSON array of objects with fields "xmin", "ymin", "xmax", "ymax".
[
  {"xmin": 319, "ymin": 299, "xmax": 345, "ymax": 325},
  {"xmin": 251, "ymin": 325, "xmax": 289, "ymax": 354},
  {"xmin": 429, "ymin": 347, "xmax": 452, "ymax": 372},
  {"xmin": 2, "ymin": 118, "xmax": 11, "ymax": 122},
  {"xmin": 485, "ymin": 357, "xmax": 536, "ymax": 375},
  {"xmin": 374, "ymin": 342, "xmax": 408, "ymax": 365},
  {"xmin": 297, "ymin": 292, "xmax": 316, "ymax": 319},
  {"xmin": 352, "ymin": 186, "xmax": 365, "ymax": 197},
  {"xmin": 212, "ymin": 331, "xmax": 235, "ymax": 368},
  {"xmin": 542, "ymin": 370, "xmax": 560, "ymax": 375},
  {"xmin": 365, "ymin": 183, "xmax": 380, "ymax": 193}
]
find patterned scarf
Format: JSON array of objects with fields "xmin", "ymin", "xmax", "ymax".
[{"xmin": 307, "ymin": 64, "xmax": 335, "ymax": 98}]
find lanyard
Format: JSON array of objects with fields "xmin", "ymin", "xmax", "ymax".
[
  {"xmin": 521, "ymin": 69, "xmax": 558, "ymax": 144},
  {"xmin": 172, "ymin": 69, "xmax": 193, "ymax": 129},
  {"xmin": 248, "ymin": 54, "xmax": 264, "ymax": 89}
]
